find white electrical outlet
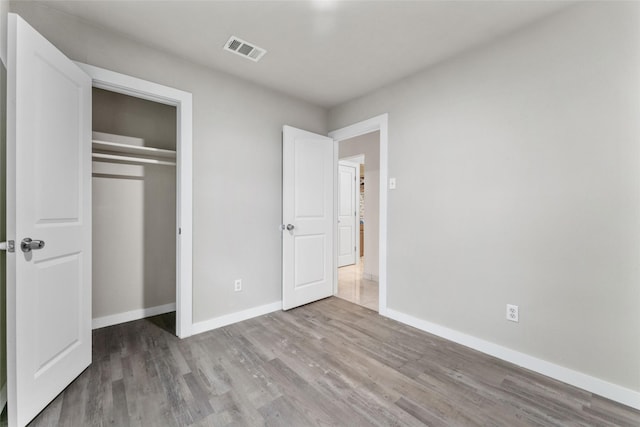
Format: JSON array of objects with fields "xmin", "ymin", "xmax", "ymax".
[
  {"xmin": 234, "ymin": 279, "xmax": 242, "ymax": 292},
  {"xmin": 389, "ymin": 177, "xmax": 397, "ymax": 190},
  {"xmin": 506, "ymin": 304, "xmax": 519, "ymax": 322}
]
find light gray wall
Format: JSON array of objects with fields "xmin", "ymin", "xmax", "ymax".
[
  {"xmin": 339, "ymin": 131, "xmax": 379, "ymax": 279},
  {"xmin": 92, "ymin": 88, "xmax": 177, "ymax": 319},
  {"xmin": 0, "ymin": 0, "xmax": 6, "ymax": 62},
  {"xmin": 9, "ymin": 2, "xmax": 327, "ymax": 324},
  {"xmin": 329, "ymin": 2, "xmax": 640, "ymax": 392},
  {"xmin": 93, "ymin": 87, "xmax": 177, "ymax": 150}
]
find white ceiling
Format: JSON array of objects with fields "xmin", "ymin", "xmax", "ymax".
[{"xmin": 29, "ymin": 0, "xmax": 573, "ymax": 108}]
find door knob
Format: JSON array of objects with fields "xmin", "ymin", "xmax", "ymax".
[
  {"xmin": 286, "ymin": 224, "xmax": 295, "ymax": 231},
  {"xmin": 21, "ymin": 238, "xmax": 45, "ymax": 253}
]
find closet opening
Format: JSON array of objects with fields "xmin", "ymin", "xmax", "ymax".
[{"xmin": 91, "ymin": 87, "xmax": 178, "ymax": 335}]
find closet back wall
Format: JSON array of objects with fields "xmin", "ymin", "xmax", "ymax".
[{"xmin": 92, "ymin": 88, "xmax": 177, "ymax": 321}]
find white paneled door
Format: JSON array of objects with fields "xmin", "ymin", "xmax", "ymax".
[
  {"xmin": 282, "ymin": 126, "xmax": 334, "ymax": 310},
  {"xmin": 338, "ymin": 161, "xmax": 358, "ymax": 267},
  {"xmin": 6, "ymin": 14, "xmax": 92, "ymax": 427}
]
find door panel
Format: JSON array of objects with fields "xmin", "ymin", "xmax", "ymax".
[
  {"xmin": 295, "ymin": 139, "xmax": 327, "ymax": 217},
  {"xmin": 35, "ymin": 254, "xmax": 82, "ymax": 372},
  {"xmin": 282, "ymin": 126, "xmax": 334, "ymax": 310},
  {"xmin": 338, "ymin": 162, "xmax": 357, "ymax": 267},
  {"xmin": 7, "ymin": 14, "xmax": 92, "ymax": 426},
  {"xmin": 294, "ymin": 235, "xmax": 326, "ymax": 287},
  {"xmin": 34, "ymin": 58, "xmax": 82, "ymax": 221}
]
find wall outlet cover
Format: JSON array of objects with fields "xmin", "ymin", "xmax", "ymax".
[{"xmin": 506, "ymin": 304, "xmax": 519, "ymax": 322}]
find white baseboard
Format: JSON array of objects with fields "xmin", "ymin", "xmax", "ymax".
[
  {"xmin": 192, "ymin": 301, "xmax": 282, "ymax": 336},
  {"xmin": 92, "ymin": 303, "xmax": 176, "ymax": 329},
  {"xmin": 0, "ymin": 382, "xmax": 6, "ymax": 411},
  {"xmin": 385, "ymin": 308, "xmax": 640, "ymax": 411}
]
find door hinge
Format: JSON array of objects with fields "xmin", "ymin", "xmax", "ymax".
[
  {"xmin": 0, "ymin": 240, "xmax": 15, "ymax": 253},
  {"xmin": 178, "ymin": 227, "xmax": 182, "ymax": 235}
]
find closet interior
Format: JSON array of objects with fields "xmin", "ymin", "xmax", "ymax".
[{"xmin": 91, "ymin": 87, "xmax": 177, "ymax": 333}]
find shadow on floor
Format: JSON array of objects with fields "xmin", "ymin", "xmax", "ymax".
[{"xmin": 145, "ymin": 310, "xmax": 176, "ymax": 336}]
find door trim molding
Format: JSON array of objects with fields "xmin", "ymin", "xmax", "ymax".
[
  {"xmin": 329, "ymin": 114, "xmax": 388, "ymax": 315},
  {"xmin": 76, "ymin": 62, "xmax": 194, "ymax": 338}
]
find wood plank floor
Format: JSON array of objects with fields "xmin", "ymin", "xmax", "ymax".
[{"xmin": 17, "ymin": 297, "xmax": 640, "ymax": 426}]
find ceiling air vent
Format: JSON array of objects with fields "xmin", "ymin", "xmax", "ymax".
[{"xmin": 224, "ymin": 36, "xmax": 267, "ymax": 62}]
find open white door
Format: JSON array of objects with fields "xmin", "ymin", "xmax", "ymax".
[
  {"xmin": 6, "ymin": 14, "xmax": 92, "ymax": 426},
  {"xmin": 282, "ymin": 126, "xmax": 334, "ymax": 310},
  {"xmin": 337, "ymin": 161, "xmax": 358, "ymax": 267}
]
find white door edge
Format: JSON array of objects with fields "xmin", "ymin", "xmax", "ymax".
[
  {"xmin": 75, "ymin": 62, "xmax": 194, "ymax": 338},
  {"xmin": 329, "ymin": 114, "xmax": 388, "ymax": 315}
]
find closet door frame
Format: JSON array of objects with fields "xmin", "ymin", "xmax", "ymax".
[{"xmin": 76, "ymin": 62, "xmax": 194, "ymax": 339}]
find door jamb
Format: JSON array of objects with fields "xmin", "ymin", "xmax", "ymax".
[
  {"xmin": 329, "ymin": 114, "xmax": 388, "ymax": 315},
  {"xmin": 75, "ymin": 62, "xmax": 194, "ymax": 338}
]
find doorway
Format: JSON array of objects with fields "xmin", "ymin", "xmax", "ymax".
[
  {"xmin": 330, "ymin": 114, "xmax": 389, "ymax": 315},
  {"xmin": 335, "ymin": 133, "xmax": 380, "ymax": 311},
  {"xmin": 91, "ymin": 87, "xmax": 178, "ymax": 335},
  {"xmin": 77, "ymin": 62, "xmax": 194, "ymax": 338},
  {"xmin": 280, "ymin": 117, "xmax": 389, "ymax": 313},
  {"xmin": 5, "ymin": 16, "xmax": 194, "ymax": 425}
]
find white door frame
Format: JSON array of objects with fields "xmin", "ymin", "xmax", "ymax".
[
  {"xmin": 329, "ymin": 114, "xmax": 388, "ymax": 315},
  {"xmin": 75, "ymin": 62, "xmax": 194, "ymax": 338},
  {"xmin": 337, "ymin": 160, "xmax": 360, "ymax": 267}
]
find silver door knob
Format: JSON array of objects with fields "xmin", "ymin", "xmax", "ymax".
[
  {"xmin": 286, "ymin": 224, "xmax": 295, "ymax": 231},
  {"xmin": 21, "ymin": 238, "xmax": 45, "ymax": 253}
]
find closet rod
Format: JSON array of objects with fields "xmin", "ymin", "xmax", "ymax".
[
  {"xmin": 92, "ymin": 140, "xmax": 176, "ymax": 159},
  {"xmin": 92, "ymin": 152, "xmax": 176, "ymax": 166}
]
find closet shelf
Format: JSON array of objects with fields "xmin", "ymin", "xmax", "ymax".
[
  {"xmin": 92, "ymin": 140, "xmax": 176, "ymax": 159},
  {"xmin": 92, "ymin": 153, "xmax": 176, "ymax": 167}
]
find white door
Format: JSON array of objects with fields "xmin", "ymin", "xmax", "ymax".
[
  {"xmin": 338, "ymin": 161, "xmax": 358, "ymax": 267},
  {"xmin": 282, "ymin": 126, "xmax": 334, "ymax": 310},
  {"xmin": 6, "ymin": 14, "xmax": 92, "ymax": 427}
]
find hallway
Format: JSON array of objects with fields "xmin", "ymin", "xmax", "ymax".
[{"xmin": 336, "ymin": 258, "xmax": 378, "ymax": 311}]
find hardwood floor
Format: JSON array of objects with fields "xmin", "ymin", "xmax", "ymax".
[{"xmin": 18, "ymin": 297, "xmax": 640, "ymax": 426}]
